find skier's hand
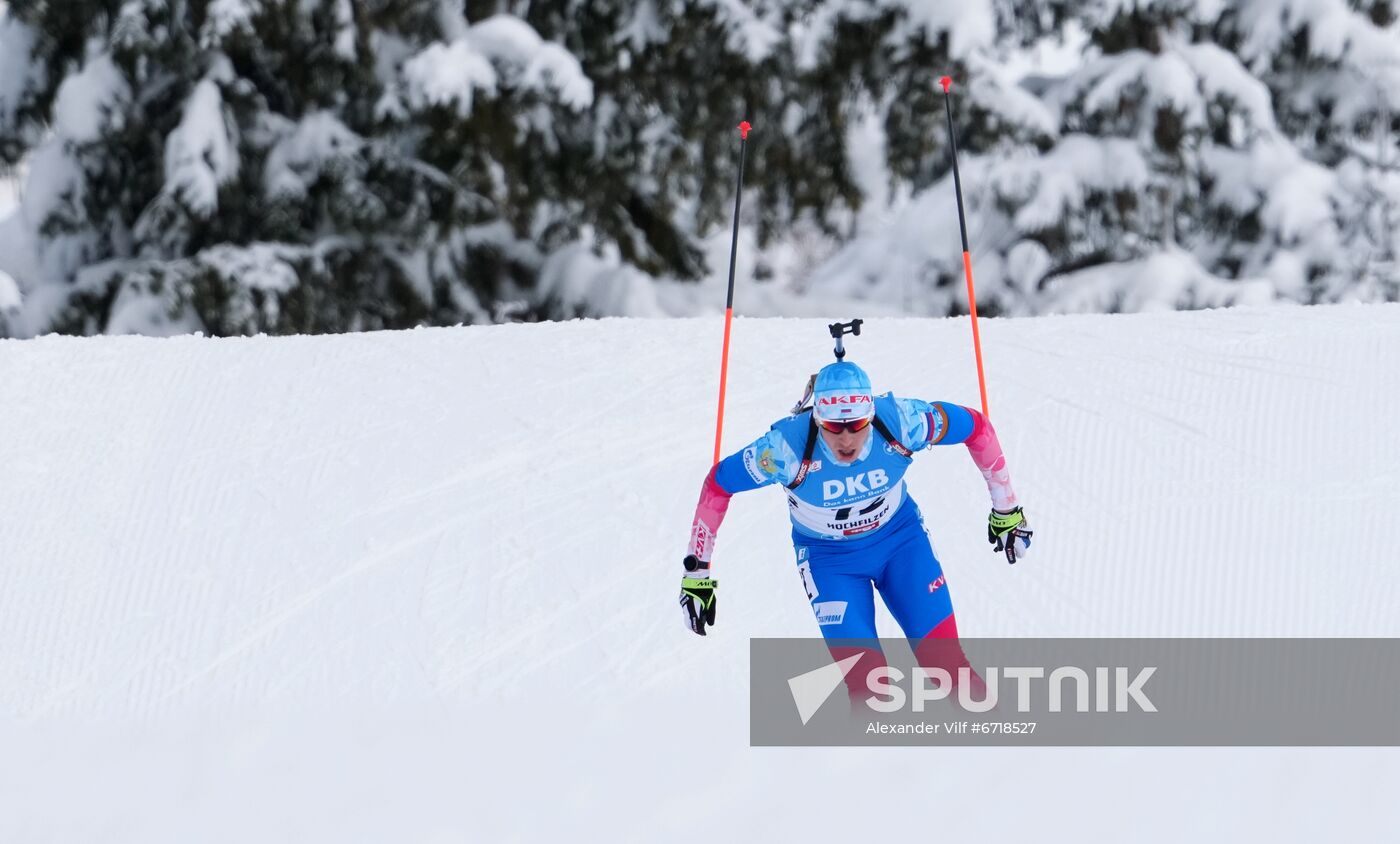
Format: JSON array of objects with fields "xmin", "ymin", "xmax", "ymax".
[
  {"xmin": 679, "ymin": 554, "xmax": 718, "ymax": 636},
  {"xmin": 988, "ymin": 507, "xmax": 1033, "ymax": 564}
]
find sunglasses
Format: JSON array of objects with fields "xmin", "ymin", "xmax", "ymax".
[{"xmin": 816, "ymin": 416, "xmax": 873, "ymax": 434}]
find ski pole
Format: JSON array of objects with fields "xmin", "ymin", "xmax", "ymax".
[
  {"xmin": 711, "ymin": 120, "xmax": 752, "ymax": 465},
  {"xmin": 938, "ymin": 76, "xmax": 990, "ymax": 419}
]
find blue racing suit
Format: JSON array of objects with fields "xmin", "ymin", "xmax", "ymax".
[{"xmin": 685, "ymin": 393, "xmax": 1019, "ymax": 697}]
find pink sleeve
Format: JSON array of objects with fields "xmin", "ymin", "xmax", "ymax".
[
  {"xmin": 686, "ymin": 466, "xmax": 733, "ymax": 565},
  {"xmin": 965, "ymin": 409, "xmax": 1019, "ymax": 511}
]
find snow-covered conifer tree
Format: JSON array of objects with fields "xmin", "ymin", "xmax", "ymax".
[{"xmin": 0, "ymin": 0, "xmax": 595, "ymax": 335}]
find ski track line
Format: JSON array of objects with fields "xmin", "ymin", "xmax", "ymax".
[
  {"xmin": 3, "ymin": 307, "xmax": 1400, "ymax": 841},
  {"xmin": 149, "ymin": 514, "xmax": 468, "ymax": 709}
]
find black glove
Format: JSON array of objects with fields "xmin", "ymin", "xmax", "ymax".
[
  {"xmin": 679, "ymin": 554, "xmax": 718, "ymax": 636},
  {"xmin": 988, "ymin": 507, "xmax": 1033, "ymax": 564}
]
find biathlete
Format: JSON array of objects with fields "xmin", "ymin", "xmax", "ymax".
[{"xmin": 678, "ymin": 321, "xmax": 1032, "ymax": 700}]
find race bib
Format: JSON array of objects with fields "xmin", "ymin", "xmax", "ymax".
[{"xmin": 786, "ymin": 479, "xmax": 905, "ymax": 540}]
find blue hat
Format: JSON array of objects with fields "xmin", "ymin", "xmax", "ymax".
[{"xmin": 813, "ymin": 361, "xmax": 874, "ymax": 422}]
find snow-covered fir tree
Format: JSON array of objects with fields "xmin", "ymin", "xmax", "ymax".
[
  {"xmin": 1, "ymin": 0, "xmax": 1398, "ymax": 335},
  {"xmin": 810, "ymin": 0, "xmax": 1400, "ymax": 315},
  {"xmin": 518, "ymin": 0, "xmax": 997, "ymax": 316},
  {"xmin": 0, "ymin": 0, "xmax": 597, "ymax": 334}
]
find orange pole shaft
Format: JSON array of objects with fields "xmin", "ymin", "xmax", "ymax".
[
  {"xmin": 941, "ymin": 77, "xmax": 990, "ymax": 420},
  {"xmin": 712, "ymin": 122, "xmax": 751, "ymax": 468},
  {"xmin": 962, "ymin": 251, "xmax": 989, "ymax": 419},
  {"xmin": 712, "ymin": 307, "xmax": 734, "ymax": 465}
]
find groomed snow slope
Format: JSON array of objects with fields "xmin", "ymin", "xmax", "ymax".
[{"xmin": 2, "ymin": 305, "xmax": 1398, "ymax": 841}]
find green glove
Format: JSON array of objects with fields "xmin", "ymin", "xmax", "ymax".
[
  {"xmin": 988, "ymin": 507, "xmax": 1033, "ymax": 564},
  {"xmin": 680, "ymin": 554, "xmax": 718, "ymax": 636}
]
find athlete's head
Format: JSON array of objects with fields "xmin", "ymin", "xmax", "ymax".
[{"xmin": 813, "ymin": 360, "xmax": 874, "ymax": 463}]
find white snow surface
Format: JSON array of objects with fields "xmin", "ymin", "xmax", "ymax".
[
  {"xmin": 0, "ymin": 267, "xmax": 18, "ymax": 310},
  {"xmin": 199, "ymin": 0, "xmax": 259, "ymax": 47},
  {"xmin": 262, "ymin": 111, "xmax": 361, "ymax": 200},
  {"xmin": 163, "ymin": 72, "xmax": 240, "ymax": 217},
  {"xmin": 402, "ymin": 13, "xmax": 592, "ymax": 117},
  {"xmin": 0, "ymin": 9, "xmax": 38, "ymax": 125},
  {"xmin": 1, "ymin": 305, "xmax": 1398, "ymax": 840},
  {"xmin": 51, "ymin": 53, "xmax": 130, "ymax": 145},
  {"xmin": 884, "ymin": 0, "xmax": 996, "ymax": 56},
  {"xmin": 0, "ymin": 174, "xmax": 17, "ymax": 217}
]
